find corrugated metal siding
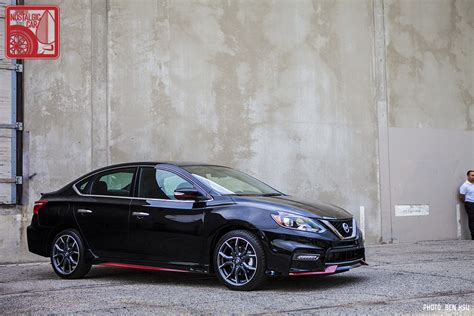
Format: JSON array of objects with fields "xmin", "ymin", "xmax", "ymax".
[{"xmin": 0, "ymin": 0, "xmax": 15, "ymax": 204}]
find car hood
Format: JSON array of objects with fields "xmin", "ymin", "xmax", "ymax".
[{"xmin": 233, "ymin": 195, "xmax": 353, "ymax": 219}]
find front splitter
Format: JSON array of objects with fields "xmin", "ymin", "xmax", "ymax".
[{"xmin": 288, "ymin": 265, "xmax": 338, "ymax": 276}]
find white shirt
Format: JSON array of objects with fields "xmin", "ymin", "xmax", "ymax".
[{"xmin": 460, "ymin": 181, "xmax": 474, "ymax": 203}]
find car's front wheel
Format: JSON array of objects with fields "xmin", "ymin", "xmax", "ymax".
[
  {"xmin": 214, "ymin": 230, "xmax": 267, "ymax": 291},
  {"xmin": 50, "ymin": 229, "xmax": 91, "ymax": 279}
]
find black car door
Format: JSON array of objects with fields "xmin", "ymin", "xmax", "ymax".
[
  {"xmin": 74, "ymin": 167, "xmax": 137, "ymax": 258},
  {"xmin": 128, "ymin": 166, "xmax": 210, "ymax": 265}
]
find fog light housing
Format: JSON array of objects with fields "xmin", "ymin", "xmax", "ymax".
[{"xmin": 293, "ymin": 254, "xmax": 321, "ymax": 261}]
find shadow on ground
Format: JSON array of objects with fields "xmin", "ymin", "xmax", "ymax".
[{"xmin": 42, "ymin": 265, "xmax": 369, "ymax": 292}]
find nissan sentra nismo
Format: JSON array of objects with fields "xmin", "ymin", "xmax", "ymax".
[{"xmin": 27, "ymin": 162, "xmax": 366, "ymax": 291}]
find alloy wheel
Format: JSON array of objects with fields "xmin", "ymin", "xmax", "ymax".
[
  {"xmin": 52, "ymin": 234, "xmax": 80, "ymax": 275},
  {"xmin": 217, "ymin": 237, "xmax": 257, "ymax": 286}
]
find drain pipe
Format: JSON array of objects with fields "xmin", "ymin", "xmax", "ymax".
[{"xmin": 15, "ymin": 0, "xmax": 24, "ymax": 204}]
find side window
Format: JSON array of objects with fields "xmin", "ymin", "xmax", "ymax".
[
  {"xmin": 76, "ymin": 177, "xmax": 92, "ymax": 194},
  {"xmin": 138, "ymin": 168, "xmax": 194, "ymax": 200},
  {"xmin": 90, "ymin": 168, "xmax": 135, "ymax": 197}
]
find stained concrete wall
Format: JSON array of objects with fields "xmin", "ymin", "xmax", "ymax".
[
  {"xmin": 0, "ymin": 0, "xmax": 472, "ymax": 263},
  {"xmin": 105, "ymin": 0, "xmax": 380, "ymax": 243},
  {"xmin": 0, "ymin": 0, "xmax": 15, "ymax": 205},
  {"xmin": 384, "ymin": 0, "xmax": 474, "ymax": 241}
]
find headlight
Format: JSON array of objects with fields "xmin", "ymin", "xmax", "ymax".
[{"xmin": 271, "ymin": 212, "xmax": 326, "ymax": 233}]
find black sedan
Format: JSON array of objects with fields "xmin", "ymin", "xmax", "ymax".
[{"xmin": 27, "ymin": 162, "xmax": 366, "ymax": 291}]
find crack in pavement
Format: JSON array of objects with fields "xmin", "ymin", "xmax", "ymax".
[
  {"xmin": 0, "ymin": 283, "xmax": 127, "ymax": 297},
  {"xmin": 254, "ymin": 290, "xmax": 474, "ymax": 315},
  {"xmin": 366, "ymin": 266, "xmax": 474, "ymax": 283},
  {"xmin": 367, "ymin": 257, "xmax": 474, "ymax": 267},
  {"xmin": 0, "ymin": 276, "xmax": 219, "ymax": 298}
]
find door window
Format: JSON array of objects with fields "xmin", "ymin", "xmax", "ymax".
[
  {"xmin": 138, "ymin": 168, "xmax": 194, "ymax": 200},
  {"xmin": 90, "ymin": 168, "xmax": 136, "ymax": 197},
  {"xmin": 76, "ymin": 176, "xmax": 92, "ymax": 194}
]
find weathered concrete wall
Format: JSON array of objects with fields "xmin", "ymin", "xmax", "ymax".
[
  {"xmin": 0, "ymin": 0, "xmax": 472, "ymax": 262},
  {"xmin": 1, "ymin": 0, "xmax": 94, "ymax": 262},
  {"xmin": 384, "ymin": 0, "xmax": 474, "ymax": 241},
  {"xmin": 386, "ymin": 0, "xmax": 473, "ymax": 130},
  {"xmin": 0, "ymin": 0, "xmax": 14, "ymax": 204},
  {"xmin": 106, "ymin": 0, "xmax": 380, "ymax": 242}
]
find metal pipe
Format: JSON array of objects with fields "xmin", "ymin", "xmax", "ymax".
[{"xmin": 15, "ymin": 0, "xmax": 24, "ymax": 204}]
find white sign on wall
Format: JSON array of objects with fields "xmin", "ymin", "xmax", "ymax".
[{"xmin": 394, "ymin": 205, "xmax": 430, "ymax": 217}]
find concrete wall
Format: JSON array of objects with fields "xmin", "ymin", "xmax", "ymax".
[
  {"xmin": 0, "ymin": 0, "xmax": 15, "ymax": 205},
  {"xmin": 105, "ymin": 0, "xmax": 380, "ymax": 242},
  {"xmin": 0, "ymin": 0, "xmax": 472, "ymax": 263},
  {"xmin": 384, "ymin": 0, "xmax": 474, "ymax": 241}
]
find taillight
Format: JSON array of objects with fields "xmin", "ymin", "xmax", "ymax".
[{"xmin": 33, "ymin": 200, "xmax": 48, "ymax": 215}]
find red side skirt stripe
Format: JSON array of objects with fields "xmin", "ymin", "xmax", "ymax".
[{"xmin": 100, "ymin": 263, "xmax": 189, "ymax": 273}]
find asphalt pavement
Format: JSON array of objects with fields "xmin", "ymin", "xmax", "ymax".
[{"xmin": 0, "ymin": 240, "xmax": 473, "ymax": 315}]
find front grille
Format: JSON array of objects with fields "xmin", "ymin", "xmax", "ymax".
[
  {"xmin": 326, "ymin": 219, "xmax": 354, "ymax": 238},
  {"xmin": 326, "ymin": 248, "xmax": 364, "ymax": 263},
  {"xmin": 335, "ymin": 240, "xmax": 358, "ymax": 247}
]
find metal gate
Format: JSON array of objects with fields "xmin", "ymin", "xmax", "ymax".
[{"xmin": 0, "ymin": 0, "xmax": 22, "ymax": 204}]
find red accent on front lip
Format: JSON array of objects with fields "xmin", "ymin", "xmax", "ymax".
[
  {"xmin": 288, "ymin": 265, "xmax": 338, "ymax": 276},
  {"xmin": 99, "ymin": 263, "xmax": 189, "ymax": 273}
]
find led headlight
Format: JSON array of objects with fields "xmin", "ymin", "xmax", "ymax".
[{"xmin": 271, "ymin": 212, "xmax": 326, "ymax": 233}]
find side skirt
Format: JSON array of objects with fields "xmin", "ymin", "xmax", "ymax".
[
  {"xmin": 100, "ymin": 263, "xmax": 190, "ymax": 273},
  {"xmin": 93, "ymin": 259, "xmax": 210, "ymax": 274}
]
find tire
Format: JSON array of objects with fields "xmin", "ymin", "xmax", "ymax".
[
  {"xmin": 50, "ymin": 229, "xmax": 91, "ymax": 279},
  {"xmin": 214, "ymin": 230, "xmax": 267, "ymax": 291}
]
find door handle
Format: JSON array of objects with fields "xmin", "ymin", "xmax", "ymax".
[
  {"xmin": 132, "ymin": 212, "xmax": 150, "ymax": 218},
  {"xmin": 77, "ymin": 208, "xmax": 93, "ymax": 214}
]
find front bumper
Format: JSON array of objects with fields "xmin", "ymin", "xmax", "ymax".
[{"xmin": 262, "ymin": 228, "xmax": 366, "ymax": 276}]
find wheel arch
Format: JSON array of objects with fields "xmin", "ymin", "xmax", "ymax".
[
  {"xmin": 208, "ymin": 221, "xmax": 265, "ymax": 273},
  {"xmin": 46, "ymin": 224, "xmax": 90, "ymax": 258}
]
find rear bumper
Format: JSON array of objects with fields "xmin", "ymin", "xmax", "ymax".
[{"xmin": 27, "ymin": 224, "xmax": 51, "ymax": 257}]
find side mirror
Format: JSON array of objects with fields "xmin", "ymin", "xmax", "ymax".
[{"xmin": 174, "ymin": 188, "xmax": 205, "ymax": 201}]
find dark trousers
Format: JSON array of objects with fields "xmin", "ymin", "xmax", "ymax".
[{"xmin": 465, "ymin": 202, "xmax": 474, "ymax": 239}]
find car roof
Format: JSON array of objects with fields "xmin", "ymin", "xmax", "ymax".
[
  {"xmin": 51, "ymin": 161, "xmax": 231, "ymax": 196},
  {"xmin": 94, "ymin": 161, "xmax": 229, "ymax": 169}
]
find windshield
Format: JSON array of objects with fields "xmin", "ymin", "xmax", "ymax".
[{"xmin": 184, "ymin": 166, "xmax": 282, "ymax": 196}]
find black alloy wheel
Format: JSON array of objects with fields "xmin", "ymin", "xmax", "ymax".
[
  {"xmin": 50, "ymin": 229, "xmax": 91, "ymax": 279},
  {"xmin": 214, "ymin": 230, "xmax": 267, "ymax": 291}
]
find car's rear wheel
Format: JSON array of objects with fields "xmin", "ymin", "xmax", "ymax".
[
  {"xmin": 50, "ymin": 229, "xmax": 91, "ymax": 279},
  {"xmin": 214, "ymin": 230, "xmax": 267, "ymax": 291}
]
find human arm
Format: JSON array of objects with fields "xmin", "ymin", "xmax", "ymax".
[{"xmin": 459, "ymin": 183, "xmax": 466, "ymax": 203}]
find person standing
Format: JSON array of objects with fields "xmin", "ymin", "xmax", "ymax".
[{"xmin": 459, "ymin": 170, "xmax": 474, "ymax": 240}]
